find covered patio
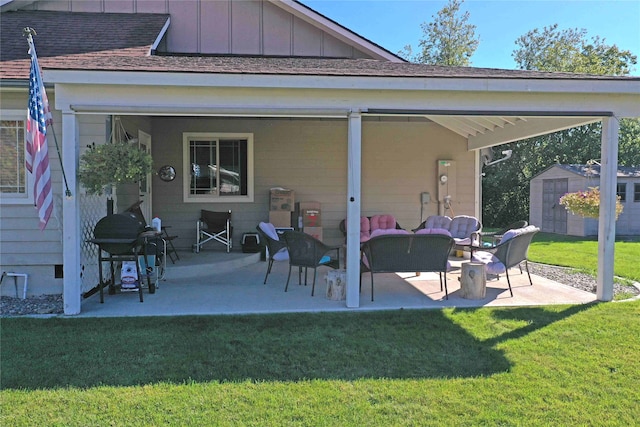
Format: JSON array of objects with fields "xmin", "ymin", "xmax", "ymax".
[{"xmin": 77, "ymin": 249, "xmax": 597, "ymax": 317}]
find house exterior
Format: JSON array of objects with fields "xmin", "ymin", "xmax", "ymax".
[
  {"xmin": 530, "ymin": 164, "xmax": 640, "ymax": 237},
  {"xmin": 1, "ymin": 0, "xmax": 638, "ymax": 313}
]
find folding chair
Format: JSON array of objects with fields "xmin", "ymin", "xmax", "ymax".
[
  {"xmin": 195, "ymin": 210, "xmax": 233, "ymax": 253},
  {"xmin": 123, "ymin": 200, "xmax": 179, "ymax": 267}
]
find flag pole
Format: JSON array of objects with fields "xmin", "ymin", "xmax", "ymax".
[{"xmin": 23, "ymin": 27, "xmax": 72, "ymax": 198}]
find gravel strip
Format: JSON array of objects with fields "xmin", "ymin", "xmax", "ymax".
[
  {"xmin": 2, "ymin": 265, "xmax": 638, "ymax": 316},
  {"xmin": 528, "ymin": 262, "xmax": 639, "ymax": 298}
]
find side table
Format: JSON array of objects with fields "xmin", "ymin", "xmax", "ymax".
[{"xmin": 460, "ymin": 261, "xmax": 487, "ymax": 299}]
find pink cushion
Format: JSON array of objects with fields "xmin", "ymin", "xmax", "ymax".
[
  {"xmin": 370, "ymin": 228, "xmax": 410, "ymax": 238},
  {"xmin": 370, "ymin": 214, "xmax": 396, "ymax": 231},
  {"xmin": 344, "ymin": 217, "xmax": 371, "ymax": 242},
  {"xmin": 415, "ymin": 228, "xmax": 452, "ymax": 237}
]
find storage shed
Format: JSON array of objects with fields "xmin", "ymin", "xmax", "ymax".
[{"xmin": 530, "ymin": 164, "xmax": 640, "ymax": 236}]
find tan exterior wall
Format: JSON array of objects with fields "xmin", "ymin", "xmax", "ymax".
[
  {"xmin": 149, "ymin": 116, "xmax": 472, "ymax": 251},
  {"xmin": 32, "ymin": 0, "xmax": 365, "ymax": 58}
]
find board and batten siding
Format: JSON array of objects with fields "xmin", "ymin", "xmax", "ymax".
[
  {"xmin": 31, "ymin": 0, "xmax": 365, "ymax": 58},
  {"xmin": 148, "ymin": 116, "xmax": 473, "ymax": 250}
]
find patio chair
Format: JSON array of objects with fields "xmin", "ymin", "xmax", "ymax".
[
  {"xmin": 470, "ymin": 220, "xmax": 528, "ymax": 255},
  {"xmin": 449, "ymin": 215, "xmax": 482, "ymax": 251},
  {"xmin": 471, "ymin": 226, "xmax": 540, "ymax": 296},
  {"xmin": 195, "ymin": 210, "xmax": 232, "ymax": 253},
  {"xmin": 412, "ymin": 215, "xmax": 452, "ymax": 232},
  {"xmin": 256, "ymin": 222, "xmax": 289, "ymax": 284},
  {"xmin": 360, "ymin": 233, "xmax": 454, "ymax": 301},
  {"xmin": 282, "ymin": 230, "xmax": 341, "ymax": 296}
]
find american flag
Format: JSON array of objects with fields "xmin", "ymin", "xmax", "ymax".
[{"xmin": 25, "ymin": 39, "xmax": 53, "ymax": 231}]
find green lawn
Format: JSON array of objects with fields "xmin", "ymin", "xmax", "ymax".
[
  {"xmin": 2, "ymin": 302, "xmax": 640, "ymax": 426},
  {"xmin": 529, "ymin": 233, "xmax": 640, "ymax": 282}
]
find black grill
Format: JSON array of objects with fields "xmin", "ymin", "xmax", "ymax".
[{"xmin": 90, "ymin": 213, "xmax": 149, "ymax": 303}]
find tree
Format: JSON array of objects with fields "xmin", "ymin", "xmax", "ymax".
[
  {"xmin": 399, "ymin": 0, "xmax": 479, "ymax": 66},
  {"xmin": 513, "ymin": 24, "xmax": 637, "ymax": 75},
  {"xmin": 481, "ymin": 26, "xmax": 638, "ymax": 226}
]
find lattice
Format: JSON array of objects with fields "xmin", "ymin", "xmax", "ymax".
[{"xmin": 80, "ymin": 193, "xmax": 108, "ymax": 293}]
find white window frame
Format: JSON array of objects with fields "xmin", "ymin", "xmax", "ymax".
[
  {"xmin": 0, "ymin": 109, "xmax": 34, "ymax": 204},
  {"xmin": 616, "ymin": 182, "xmax": 627, "ymax": 203},
  {"xmin": 182, "ymin": 132, "xmax": 254, "ymax": 203}
]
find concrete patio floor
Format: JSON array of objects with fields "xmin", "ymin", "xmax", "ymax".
[{"xmin": 77, "ymin": 248, "xmax": 598, "ymax": 317}]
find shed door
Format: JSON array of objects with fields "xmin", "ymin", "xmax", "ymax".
[{"xmin": 542, "ymin": 178, "xmax": 568, "ymax": 234}]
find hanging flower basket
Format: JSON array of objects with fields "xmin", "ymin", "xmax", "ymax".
[
  {"xmin": 78, "ymin": 140, "xmax": 153, "ymax": 195},
  {"xmin": 559, "ymin": 187, "xmax": 623, "ymax": 220}
]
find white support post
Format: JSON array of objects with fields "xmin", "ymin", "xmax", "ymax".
[
  {"xmin": 596, "ymin": 117, "xmax": 619, "ymax": 302},
  {"xmin": 346, "ymin": 111, "xmax": 362, "ymax": 308},
  {"xmin": 62, "ymin": 111, "xmax": 82, "ymax": 315},
  {"xmin": 475, "ymin": 150, "xmax": 482, "ymax": 222}
]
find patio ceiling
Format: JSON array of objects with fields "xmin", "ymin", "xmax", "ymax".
[
  {"xmin": 427, "ymin": 115, "xmax": 529, "ymax": 139},
  {"xmin": 365, "ymin": 111, "xmax": 602, "ymax": 150}
]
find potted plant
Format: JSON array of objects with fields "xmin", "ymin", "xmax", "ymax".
[
  {"xmin": 559, "ymin": 187, "xmax": 623, "ymax": 220},
  {"xmin": 78, "ymin": 140, "xmax": 153, "ymax": 195}
]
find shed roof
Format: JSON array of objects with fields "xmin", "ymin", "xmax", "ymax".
[{"xmin": 534, "ymin": 164, "xmax": 640, "ymax": 180}]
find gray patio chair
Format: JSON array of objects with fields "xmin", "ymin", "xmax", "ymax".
[
  {"xmin": 282, "ymin": 231, "xmax": 341, "ymax": 296},
  {"xmin": 256, "ymin": 222, "xmax": 289, "ymax": 285},
  {"xmin": 360, "ymin": 233, "xmax": 455, "ymax": 301},
  {"xmin": 471, "ymin": 226, "xmax": 540, "ymax": 296},
  {"xmin": 470, "ymin": 220, "xmax": 528, "ymax": 256}
]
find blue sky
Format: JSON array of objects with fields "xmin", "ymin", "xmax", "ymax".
[{"xmin": 302, "ymin": 0, "xmax": 640, "ymax": 74}]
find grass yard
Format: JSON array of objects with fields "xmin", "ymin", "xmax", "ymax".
[
  {"xmin": 529, "ymin": 233, "xmax": 640, "ymax": 282},
  {"xmin": 2, "ymin": 302, "xmax": 640, "ymax": 426}
]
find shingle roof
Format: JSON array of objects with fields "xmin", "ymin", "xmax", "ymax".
[
  {"xmin": 2, "ymin": 10, "xmax": 639, "ymax": 83},
  {"xmin": 1, "ymin": 10, "xmax": 169, "ymax": 80},
  {"xmin": 557, "ymin": 164, "xmax": 640, "ymax": 178},
  {"xmin": 9, "ymin": 53, "xmax": 640, "ymax": 82}
]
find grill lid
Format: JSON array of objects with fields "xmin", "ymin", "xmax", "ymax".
[{"xmin": 93, "ymin": 213, "xmax": 146, "ymax": 254}]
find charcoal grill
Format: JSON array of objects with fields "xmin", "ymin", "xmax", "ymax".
[{"xmin": 90, "ymin": 212, "xmax": 156, "ymax": 303}]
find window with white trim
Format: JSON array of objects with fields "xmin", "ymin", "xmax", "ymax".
[
  {"xmin": 616, "ymin": 182, "xmax": 626, "ymax": 202},
  {"xmin": 0, "ymin": 110, "xmax": 32, "ymax": 203},
  {"xmin": 634, "ymin": 183, "xmax": 640, "ymax": 202},
  {"xmin": 183, "ymin": 133, "xmax": 253, "ymax": 203}
]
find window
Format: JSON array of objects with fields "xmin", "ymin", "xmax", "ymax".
[
  {"xmin": 616, "ymin": 183, "xmax": 626, "ymax": 202},
  {"xmin": 183, "ymin": 133, "xmax": 253, "ymax": 203},
  {"xmin": 0, "ymin": 111, "xmax": 32, "ymax": 203},
  {"xmin": 635, "ymin": 183, "xmax": 640, "ymax": 202}
]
